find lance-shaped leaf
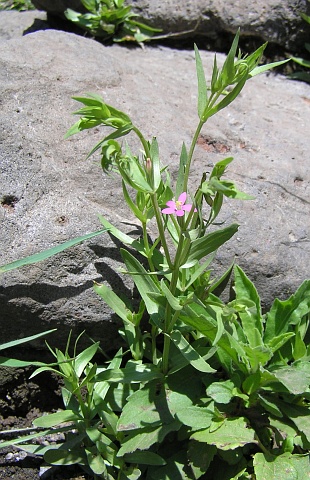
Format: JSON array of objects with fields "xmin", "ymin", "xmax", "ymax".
[
  {"xmin": 194, "ymin": 44, "xmax": 208, "ymax": 120},
  {"xmin": 233, "ymin": 265, "xmax": 264, "ymax": 347},
  {"xmin": 180, "ymin": 302, "xmax": 248, "ymax": 373},
  {"xmin": 93, "ymin": 283, "xmax": 131, "ymax": 324},
  {"xmin": 264, "ymin": 279, "xmax": 310, "ymax": 344},
  {"xmin": 206, "ymin": 177, "xmax": 255, "ymax": 200},
  {"xmin": 183, "ymin": 224, "xmax": 238, "ymax": 266},
  {"xmin": 93, "ymin": 362, "xmax": 163, "ymax": 384},
  {"xmin": 74, "ymin": 342, "xmax": 99, "ymax": 378},
  {"xmin": 0, "ymin": 329, "xmax": 56, "ymax": 352},
  {"xmin": 124, "ymin": 451, "xmax": 166, "ymax": 466},
  {"xmin": 169, "ymin": 330, "xmax": 216, "ymax": 373},
  {"xmin": 33, "ymin": 410, "xmax": 81, "ymax": 428},
  {"xmin": 121, "ymin": 248, "xmax": 161, "ymax": 315},
  {"xmin": 0, "ymin": 230, "xmax": 106, "ymax": 274},
  {"xmin": 176, "ymin": 142, "xmax": 188, "ymax": 198},
  {"xmin": 44, "ymin": 448, "xmax": 87, "ymax": 466},
  {"xmin": 150, "ymin": 137, "xmax": 161, "ymax": 192}
]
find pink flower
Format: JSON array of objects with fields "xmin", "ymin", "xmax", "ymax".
[{"xmin": 161, "ymin": 192, "xmax": 197, "ymax": 217}]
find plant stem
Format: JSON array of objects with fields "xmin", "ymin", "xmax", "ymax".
[
  {"xmin": 150, "ymin": 193, "xmax": 172, "ymax": 269},
  {"xmin": 142, "ymin": 221, "xmax": 155, "ymax": 272},
  {"xmin": 182, "ymin": 118, "xmax": 204, "ymax": 192},
  {"xmin": 133, "ymin": 125, "xmax": 151, "ymax": 158}
]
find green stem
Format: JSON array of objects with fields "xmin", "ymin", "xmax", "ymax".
[
  {"xmin": 133, "ymin": 125, "xmax": 151, "ymax": 158},
  {"xmin": 150, "ymin": 194, "xmax": 173, "ymax": 269},
  {"xmin": 142, "ymin": 221, "xmax": 155, "ymax": 272},
  {"xmin": 183, "ymin": 90, "xmax": 224, "ymax": 193},
  {"xmin": 162, "ymin": 230, "xmax": 187, "ymax": 374},
  {"xmin": 182, "ymin": 119, "xmax": 204, "ymax": 193}
]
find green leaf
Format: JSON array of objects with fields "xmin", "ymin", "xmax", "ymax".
[
  {"xmin": 207, "ymin": 177, "xmax": 254, "ymax": 200},
  {"xmin": 267, "ymin": 332, "xmax": 295, "ymax": 355},
  {"xmin": 86, "ymin": 450, "xmax": 106, "ymax": 475},
  {"xmin": 185, "ymin": 224, "xmax": 239, "ymax": 265},
  {"xmin": 0, "ymin": 426, "xmax": 73, "ymax": 449},
  {"xmin": 160, "ymin": 280, "xmax": 183, "ymax": 311},
  {"xmin": 118, "ymin": 423, "xmax": 179, "ymax": 456},
  {"xmin": 117, "ymin": 380, "xmax": 181, "ymax": 434},
  {"xmin": 264, "ymin": 280, "xmax": 310, "ymax": 344},
  {"xmin": 97, "ymin": 214, "xmax": 145, "ymax": 254},
  {"xmin": 257, "ymin": 394, "xmax": 283, "ymax": 418},
  {"xmin": 122, "ymin": 181, "xmax": 146, "ymax": 222},
  {"xmin": 191, "ymin": 417, "xmax": 256, "ymax": 450},
  {"xmin": 277, "ymin": 402, "xmax": 310, "ymax": 439},
  {"xmin": 269, "ymin": 362, "xmax": 310, "ymax": 395},
  {"xmin": 206, "ymin": 73, "xmax": 248, "ymax": 119},
  {"xmin": 176, "ymin": 142, "xmax": 187, "ymax": 198},
  {"xmin": 169, "ymin": 330, "xmax": 216, "ymax": 373},
  {"xmin": 293, "ymin": 331, "xmax": 307, "ymax": 360},
  {"xmin": 44, "ymin": 448, "xmax": 86, "ymax": 466},
  {"xmin": 183, "ymin": 252, "xmax": 216, "ymax": 291},
  {"xmin": 250, "ymin": 58, "xmax": 291, "ymax": 77},
  {"xmin": 94, "ymin": 362, "xmax": 163, "ymax": 384},
  {"xmin": 181, "ymin": 302, "xmax": 247, "ymax": 373},
  {"xmin": 194, "ymin": 44, "xmax": 208, "ymax": 120},
  {"xmin": 33, "ymin": 410, "xmax": 81, "ymax": 428},
  {"xmin": 150, "ymin": 137, "xmax": 161, "ymax": 192},
  {"xmin": 124, "ymin": 451, "xmax": 166, "ymax": 466},
  {"xmin": 291, "ymin": 56, "xmax": 310, "ymax": 68},
  {"xmin": 149, "ymin": 450, "xmax": 190, "ymax": 480},
  {"xmin": 74, "ymin": 342, "xmax": 99, "ymax": 378},
  {"xmin": 121, "ymin": 248, "xmax": 161, "ymax": 315},
  {"xmin": 206, "ymin": 380, "xmax": 235, "ymax": 404},
  {"xmin": 234, "ymin": 265, "xmax": 263, "ymax": 348},
  {"xmin": 93, "ymin": 283, "xmax": 131, "ymax": 323},
  {"xmin": 0, "ymin": 330, "xmax": 56, "ymax": 351},
  {"xmin": 242, "ymin": 344, "xmax": 272, "ymax": 371},
  {"xmin": 220, "ymin": 29, "xmax": 240, "ymax": 85},
  {"xmin": 0, "ymin": 230, "xmax": 106, "ymax": 274},
  {"xmin": 188, "ymin": 442, "xmax": 217, "ymax": 477},
  {"xmin": 176, "ymin": 406, "xmax": 214, "ymax": 429},
  {"xmin": 253, "ymin": 452, "xmax": 309, "ymax": 480}
]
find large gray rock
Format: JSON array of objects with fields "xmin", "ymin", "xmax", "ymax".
[
  {"xmin": 0, "ymin": 28, "xmax": 309, "ymax": 352},
  {"xmin": 31, "ymin": 0, "xmax": 310, "ymax": 51},
  {"xmin": 0, "ymin": 10, "xmax": 47, "ymax": 41}
]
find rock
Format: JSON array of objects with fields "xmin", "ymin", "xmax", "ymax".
[
  {"xmin": 0, "ymin": 28, "xmax": 309, "ymax": 352},
  {"xmin": 30, "ymin": 0, "xmax": 310, "ymax": 51},
  {"xmin": 0, "ymin": 10, "xmax": 48, "ymax": 41}
]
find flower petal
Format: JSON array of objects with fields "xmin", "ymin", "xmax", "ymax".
[
  {"xmin": 182, "ymin": 204, "xmax": 192, "ymax": 212},
  {"xmin": 162, "ymin": 207, "xmax": 176, "ymax": 215},
  {"xmin": 166, "ymin": 200, "xmax": 176, "ymax": 208},
  {"xmin": 176, "ymin": 209, "xmax": 185, "ymax": 216},
  {"xmin": 178, "ymin": 192, "xmax": 187, "ymax": 204}
]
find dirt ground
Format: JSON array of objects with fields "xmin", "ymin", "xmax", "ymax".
[{"xmin": 0, "ymin": 366, "xmax": 91, "ymax": 479}]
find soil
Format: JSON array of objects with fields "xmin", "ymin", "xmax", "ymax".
[{"xmin": 0, "ymin": 365, "xmax": 91, "ymax": 479}]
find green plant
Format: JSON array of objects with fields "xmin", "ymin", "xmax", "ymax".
[
  {"xmin": 64, "ymin": 0, "xmax": 162, "ymax": 44},
  {"xmin": 290, "ymin": 0, "xmax": 310, "ymax": 82},
  {"xmin": 1, "ymin": 32, "xmax": 308, "ymax": 480},
  {"xmin": 0, "ymin": 0, "xmax": 34, "ymax": 11}
]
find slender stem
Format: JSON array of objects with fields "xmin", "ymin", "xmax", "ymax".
[
  {"xmin": 150, "ymin": 194, "xmax": 173, "ymax": 269},
  {"xmin": 142, "ymin": 221, "xmax": 155, "ymax": 272},
  {"xmin": 161, "ymin": 230, "xmax": 187, "ymax": 374},
  {"xmin": 183, "ymin": 119, "xmax": 204, "ymax": 193},
  {"xmin": 133, "ymin": 126, "xmax": 151, "ymax": 158},
  {"xmin": 162, "ymin": 334, "xmax": 171, "ymax": 375}
]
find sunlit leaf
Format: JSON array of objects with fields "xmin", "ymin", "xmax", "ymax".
[{"xmin": 0, "ymin": 230, "xmax": 106, "ymax": 274}]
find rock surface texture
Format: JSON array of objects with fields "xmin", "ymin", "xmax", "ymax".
[
  {"xmin": 31, "ymin": 0, "xmax": 310, "ymax": 51},
  {"xmin": 0, "ymin": 12, "xmax": 309, "ymax": 351}
]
